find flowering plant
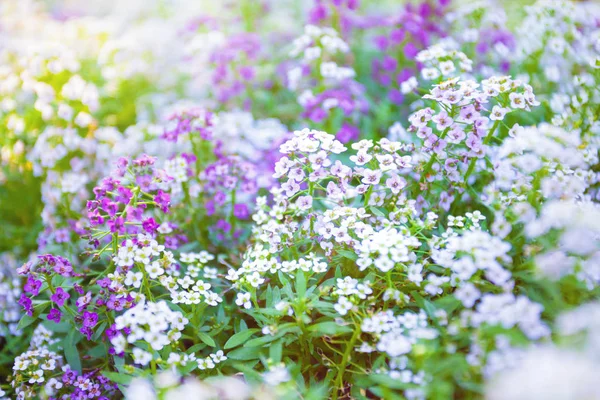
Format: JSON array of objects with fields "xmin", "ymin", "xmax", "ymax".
[{"xmin": 1, "ymin": 0, "xmax": 600, "ymax": 399}]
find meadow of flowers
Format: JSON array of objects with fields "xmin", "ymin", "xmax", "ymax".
[{"xmin": 1, "ymin": 0, "xmax": 599, "ymax": 398}]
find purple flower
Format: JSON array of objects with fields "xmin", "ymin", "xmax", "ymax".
[
  {"xmin": 18, "ymin": 294, "xmax": 33, "ymax": 316},
  {"xmin": 205, "ymin": 200, "xmax": 216, "ymax": 216},
  {"xmin": 108, "ymin": 217, "xmax": 125, "ymax": 234},
  {"xmin": 116, "ymin": 186, "xmax": 133, "ymax": 204},
  {"xmin": 82, "ymin": 311, "xmax": 98, "ymax": 328},
  {"xmin": 51, "ymin": 287, "xmax": 70, "ymax": 307},
  {"xmin": 54, "ymin": 228, "xmax": 70, "ymax": 243},
  {"xmin": 101, "ymin": 199, "xmax": 119, "ymax": 217},
  {"xmin": 388, "ymin": 89, "xmax": 404, "ymax": 105},
  {"xmin": 374, "ymin": 35, "xmax": 389, "ymax": 51},
  {"xmin": 142, "ymin": 217, "xmax": 159, "ymax": 234},
  {"xmin": 80, "ymin": 326, "xmax": 93, "ymax": 341},
  {"xmin": 74, "ymin": 284, "xmax": 84, "ymax": 295},
  {"xmin": 214, "ymin": 191, "xmax": 227, "ymax": 206},
  {"xmin": 53, "ymin": 257, "xmax": 73, "ymax": 276},
  {"xmin": 24, "ymin": 276, "xmax": 42, "ymax": 296},
  {"xmin": 403, "ymin": 42, "xmax": 419, "ymax": 59},
  {"xmin": 381, "ymin": 55, "xmax": 398, "ymax": 72},
  {"xmin": 47, "ymin": 308, "xmax": 62, "ymax": 323},
  {"xmin": 105, "ymin": 325, "xmax": 118, "ymax": 339},
  {"xmin": 307, "ymin": 108, "xmax": 328, "ymax": 123},
  {"xmin": 116, "ymin": 157, "xmax": 129, "ymax": 176},
  {"xmin": 239, "ymin": 66, "xmax": 255, "ymax": 81},
  {"xmin": 309, "ymin": 3, "xmax": 328, "ymax": 24},
  {"xmin": 154, "ymin": 190, "xmax": 171, "ymax": 213},
  {"xmin": 126, "ymin": 205, "xmax": 146, "ymax": 222},
  {"xmin": 465, "ymin": 133, "xmax": 482, "ymax": 151},
  {"xmin": 215, "ymin": 219, "xmax": 231, "ymax": 232},
  {"xmin": 76, "ymin": 291, "xmax": 92, "ymax": 311},
  {"xmin": 337, "ymin": 123, "xmax": 360, "ymax": 144},
  {"xmin": 89, "ymin": 210, "xmax": 105, "ymax": 226},
  {"xmin": 62, "ymin": 368, "xmax": 78, "ymax": 384},
  {"xmin": 390, "ymin": 28, "xmax": 406, "ymax": 44},
  {"xmin": 98, "ymin": 277, "xmax": 111, "ymax": 288},
  {"xmin": 397, "ymin": 68, "xmax": 413, "ymax": 84},
  {"xmin": 133, "ymin": 154, "xmax": 156, "ymax": 167},
  {"xmin": 106, "ymin": 295, "xmax": 125, "ymax": 311},
  {"xmin": 233, "ymin": 204, "xmax": 250, "ymax": 219}
]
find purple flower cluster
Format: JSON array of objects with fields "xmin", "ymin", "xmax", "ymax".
[
  {"xmin": 17, "ymin": 255, "xmax": 74, "ymax": 320},
  {"xmin": 53, "ymin": 368, "xmax": 118, "ymax": 400},
  {"xmin": 162, "ymin": 107, "xmax": 215, "ymax": 142},
  {"xmin": 201, "ymin": 155, "xmax": 259, "ymax": 242},
  {"xmin": 210, "ymin": 33, "xmax": 261, "ymax": 105},
  {"xmin": 371, "ymin": 0, "xmax": 450, "ymax": 104},
  {"xmin": 87, "ymin": 155, "xmax": 172, "ymax": 240}
]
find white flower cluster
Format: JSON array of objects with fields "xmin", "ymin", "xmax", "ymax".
[
  {"xmin": 111, "ymin": 300, "xmax": 188, "ymax": 354},
  {"xmin": 467, "ymin": 293, "xmax": 550, "ymax": 340},
  {"xmin": 416, "ymin": 43, "xmax": 473, "ymax": 81},
  {"xmin": 486, "ymin": 346, "xmax": 600, "ymax": 400},
  {"xmin": 162, "ymin": 270, "xmax": 223, "ymax": 307},
  {"xmin": 287, "ymin": 25, "xmax": 354, "ymax": 90},
  {"xmin": 125, "ymin": 372, "xmax": 253, "ymax": 400},
  {"xmin": 160, "ymin": 156, "xmax": 190, "ymax": 196},
  {"xmin": 235, "ymin": 249, "xmax": 327, "ymax": 288},
  {"xmin": 356, "ymin": 228, "xmax": 421, "ymax": 273},
  {"xmin": 526, "ymin": 200, "xmax": 600, "ymax": 287},
  {"xmin": 489, "ymin": 123, "xmax": 595, "ymax": 203},
  {"xmin": 361, "ymin": 310, "xmax": 438, "ymax": 357},
  {"xmin": 112, "ymin": 235, "xmax": 174, "ymax": 283},
  {"xmin": 289, "ymin": 25, "xmax": 350, "ymax": 61},
  {"xmin": 433, "ymin": 228, "xmax": 512, "ymax": 290},
  {"xmin": 515, "ymin": 0, "xmax": 600, "ymax": 86},
  {"xmin": 333, "ymin": 277, "xmax": 373, "ymax": 315},
  {"xmin": 11, "ymin": 326, "xmax": 63, "ymax": 399},
  {"xmin": 212, "ymin": 111, "xmax": 288, "ymax": 162}
]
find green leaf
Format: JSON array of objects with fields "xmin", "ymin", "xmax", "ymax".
[
  {"xmin": 295, "ymin": 269, "xmax": 306, "ymax": 298},
  {"xmin": 17, "ymin": 314, "xmax": 37, "ymax": 330},
  {"xmin": 226, "ymin": 346, "xmax": 262, "ymax": 361},
  {"xmin": 64, "ymin": 329, "xmax": 82, "ymax": 373},
  {"xmin": 308, "ymin": 321, "xmax": 353, "ymax": 336},
  {"xmin": 102, "ymin": 371, "xmax": 133, "ymax": 385},
  {"xmin": 92, "ymin": 321, "xmax": 107, "ymax": 341},
  {"xmin": 366, "ymin": 374, "xmax": 413, "ymax": 390},
  {"xmin": 337, "ymin": 250, "xmax": 357, "ymax": 261},
  {"xmin": 186, "ymin": 343, "xmax": 207, "ymax": 353},
  {"xmin": 224, "ymin": 328, "xmax": 260, "ymax": 349},
  {"xmin": 370, "ymin": 207, "xmax": 386, "ymax": 217},
  {"xmin": 197, "ymin": 331, "xmax": 216, "ymax": 347},
  {"xmin": 230, "ymin": 362, "xmax": 263, "ymax": 382},
  {"xmin": 269, "ymin": 339, "xmax": 283, "ymax": 363}
]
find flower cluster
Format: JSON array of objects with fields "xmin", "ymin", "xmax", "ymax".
[{"xmin": 2, "ymin": 0, "xmax": 600, "ymax": 399}]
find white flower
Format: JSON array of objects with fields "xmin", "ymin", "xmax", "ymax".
[
  {"xmin": 197, "ymin": 357, "xmax": 215, "ymax": 370},
  {"xmin": 263, "ymin": 365, "xmax": 291, "ymax": 386},
  {"xmin": 455, "ymin": 283, "xmax": 481, "ymax": 308},
  {"xmin": 235, "ymin": 292, "xmax": 252, "ymax": 309},
  {"xmin": 362, "ymin": 169, "xmax": 382, "ymax": 185},
  {"xmin": 490, "ymin": 105, "xmax": 510, "ymax": 121},
  {"xmin": 349, "ymin": 151, "xmax": 373, "ymax": 166},
  {"xmin": 132, "ymin": 348, "xmax": 153, "ymax": 366},
  {"xmin": 125, "ymin": 271, "xmax": 144, "ymax": 288},
  {"xmin": 247, "ymin": 272, "xmax": 265, "ymax": 288},
  {"xmin": 29, "ymin": 369, "xmax": 45, "ymax": 384},
  {"xmin": 296, "ymin": 195, "xmax": 313, "ymax": 211},
  {"xmin": 334, "ymin": 296, "xmax": 353, "ymax": 315},
  {"xmin": 210, "ymin": 350, "xmax": 227, "ymax": 363}
]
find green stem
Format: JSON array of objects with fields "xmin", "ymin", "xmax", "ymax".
[
  {"xmin": 463, "ymin": 119, "xmax": 501, "ymax": 185},
  {"xmin": 332, "ymin": 325, "xmax": 361, "ymax": 400}
]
